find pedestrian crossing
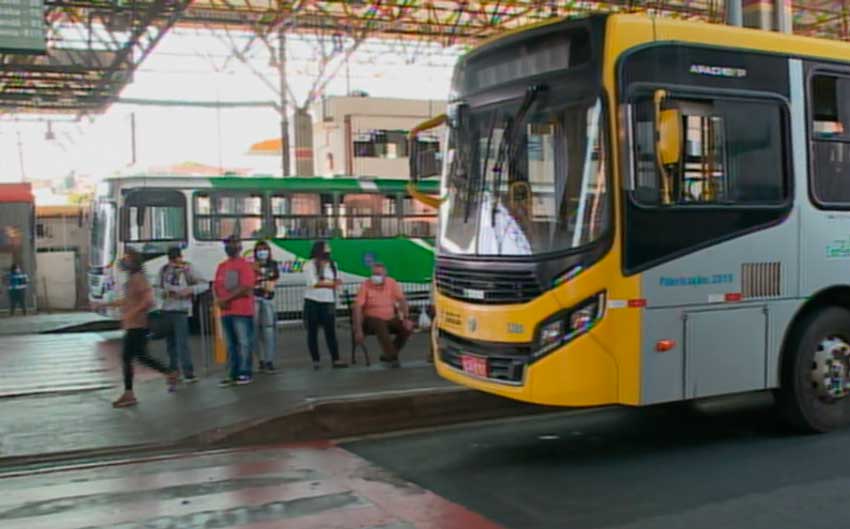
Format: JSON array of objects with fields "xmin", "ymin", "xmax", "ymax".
[
  {"xmin": 0, "ymin": 333, "xmax": 158, "ymax": 398},
  {"xmin": 0, "ymin": 443, "xmax": 506, "ymax": 529}
]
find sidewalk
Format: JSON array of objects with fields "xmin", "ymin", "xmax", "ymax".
[
  {"xmin": 0, "ymin": 312, "xmax": 116, "ymax": 336},
  {"xmin": 0, "ymin": 326, "xmax": 460, "ymax": 463}
]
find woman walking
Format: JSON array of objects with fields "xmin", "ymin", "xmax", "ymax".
[
  {"xmin": 303, "ymin": 241, "xmax": 347, "ymax": 370},
  {"xmin": 95, "ymin": 249, "xmax": 177, "ymax": 408}
]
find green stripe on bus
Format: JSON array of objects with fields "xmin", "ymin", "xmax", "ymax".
[
  {"xmin": 209, "ymin": 176, "xmax": 439, "ymax": 194},
  {"xmin": 270, "ymin": 237, "xmax": 435, "ymax": 283}
]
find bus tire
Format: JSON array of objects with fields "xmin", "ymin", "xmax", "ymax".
[{"xmin": 778, "ymin": 306, "xmax": 850, "ymax": 433}]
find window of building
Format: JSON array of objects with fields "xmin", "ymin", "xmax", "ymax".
[
  {"xmin": 271, "ymin": 193, "xmax": 336, "ymax": 239},
  {"xmin": 36, "ymin": 223, "xmax": 46, "ymax": 238},
  {"xmin": 352, "ymin": 129, "xmax": 436, "ymax": 160},
  {"xmin": 632, "ymin": 96, "xmax": 786, "ymax": 206},
  {"xmin": 811, "ymin": 73, "xmax": 850, "ymax": 206},
  {"xmin": 339, "ymin": 193, "xmax": 398, "ymax": 238},
  {"xmin": 194, "ymin": 192, "xmax": 265, "ymax": 241}
]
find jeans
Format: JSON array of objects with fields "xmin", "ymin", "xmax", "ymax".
[
  {"xmin": 8, "ymin": 290, "xmax": 25, "ymax": 316},
  {"xmin": 123, "ymin": 328, "xmax": 170, "ymax": 391},
  {"xmin": 304, "ymin": 299, "xmax": 339, "ymax": 363},
  {"xmin": 163, "ymin": 311, "xmax": 194, "ymax": 377},
  {"xmin": 221, "ymin": 315, "xmax": 254, "ymax": 379},
  {"xmin": 363, "ymin": 317, "xmax": 411, "ymax": 361},
  {"xmin": 254, "ymin": 298, "xmax": 277, "ymax": 365}
]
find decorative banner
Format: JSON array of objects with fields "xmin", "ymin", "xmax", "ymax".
[{"xmin": 0, "ymin": 0, "xmax": 45, "ymax": 53}]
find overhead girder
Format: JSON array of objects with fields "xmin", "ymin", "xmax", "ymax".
[{"xmin": 4, "ymin": 0, "xmax": 850, "ymax": 115}]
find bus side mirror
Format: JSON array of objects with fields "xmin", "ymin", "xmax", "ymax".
[
  {"xmin": 657, "ymin": 109, "xmax": 682, "ymax": 166},
  {"xmin": 653, "ymin": 89, "xmax": 681, "ymax": 205},
  {"xmin": 408, "ymin": 113, "xmax": 447, "ymax": 182}
]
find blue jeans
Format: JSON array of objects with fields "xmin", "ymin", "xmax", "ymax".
[
  {"xmin": 254, "ymin": 298, "xmax": 277, "ymax": 365},
  {"xmin": 221, "ymin": 315, "xmax": 254, "ymax": 379},
  {"xmin": 163, "ymin": 311, "xmax": 194, "ymax": 377}
]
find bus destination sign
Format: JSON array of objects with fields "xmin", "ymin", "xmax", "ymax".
[{"xmin": 0, "ymin": 0, "xmax": 45, "ymax": 53}]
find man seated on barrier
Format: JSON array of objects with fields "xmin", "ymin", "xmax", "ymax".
[{"xmin": 352, "ymin": 263, "xmax": 415, "ymax": 368}]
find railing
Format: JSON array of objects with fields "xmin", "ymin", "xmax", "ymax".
[{"xmin": 271, "ymin": 281, "xmax": 432, "ymax": 322}]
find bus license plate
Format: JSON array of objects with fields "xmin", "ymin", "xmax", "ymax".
[{"xmin": 461, "ymin": 355, "xmax": 488, "ymax": 378}]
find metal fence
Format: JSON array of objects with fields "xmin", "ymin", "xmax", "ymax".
[{"xmin": 192, "ymin": 281, "xmax": 432, "ymax": 326}]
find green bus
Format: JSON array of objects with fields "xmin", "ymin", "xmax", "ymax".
[{"xmin": 89, "ymin": 175, "xmax": 438, "ymax": 318}]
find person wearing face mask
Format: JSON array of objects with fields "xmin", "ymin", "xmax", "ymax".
[
  {"xmin": 5, "ymin": 263, "xmax": 28, "ymax": 316},
  {"xmin": 158, "ymin": 247, "xmax": 203, "ymax": 384},
  {"xmin": 252, "ymin": 240, "xmax": 280, "ymax": 373},
  {"xmin": 303, "ymin": 240, "xmax": 347, "ymax": 370},
  {"xmin": 92, "ymin": 249, "xmax": 177, "ymax": 408},
  {"xmin": 353, "ymin": 262, "xmax": 414, "ymax": 368},
  {"xmin": 214, "ymin": 235, "xmax": 257, "ymax": 386}
]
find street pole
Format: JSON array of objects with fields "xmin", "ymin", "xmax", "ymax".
[
  {"xmin": 16, "ymin": 129, "xmax": 25, "ymax": 182},
  {"xmin": 278, "ymin": 28, "xmax": 291, "ymax": 177},
  {"xmin": 130, "ymin": 112, "xmax": 137, "ymax": 166}
]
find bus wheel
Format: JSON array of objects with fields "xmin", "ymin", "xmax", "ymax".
[{"xmin": 778, "ymin": 306, "xmax": 850, "ymax": 433}]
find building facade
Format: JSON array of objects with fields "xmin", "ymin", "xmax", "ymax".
[
  {"xmin": 35, "ymin": 205, "xmax": 90, "ymax": 310},
  {"xmin": 311, "ymin": 95, "xmax": 447, "ymax": 179}
]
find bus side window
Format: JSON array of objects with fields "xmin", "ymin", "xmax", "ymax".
[
  {"xmin": 631, "ymin": 95, "xmax": 786, "ymax": 207},
  {"xmin": 811, "ymin": 73, "xmax": 850, "ymax": 206}
]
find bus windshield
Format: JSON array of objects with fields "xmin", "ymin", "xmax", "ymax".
[
  {"xmin": 439, "ymin": 96, "xmax": 609, "ymax": 256},
  {"xmin": 90, "ymin": 201, "xmax": 116, "ymax": 268}
]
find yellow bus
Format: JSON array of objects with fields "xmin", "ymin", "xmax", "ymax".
[{"xmin": 410, "ymin": 13, "xmax": 850, "ymax": 432}]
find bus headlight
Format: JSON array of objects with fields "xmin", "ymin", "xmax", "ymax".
[{"xmin": 535, "ymin": 292, "xmax": 606, "ymax": 356}]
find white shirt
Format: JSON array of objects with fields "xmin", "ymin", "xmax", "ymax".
[{"xmin": 303, "ymin": 259, "xmax": 337, "ymax": 303}]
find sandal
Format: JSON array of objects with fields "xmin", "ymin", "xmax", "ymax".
[{"xmin": 112, "ymin": 393, "xmax": 138, "ymax": 408}]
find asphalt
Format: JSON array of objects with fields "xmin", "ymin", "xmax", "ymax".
[{"xmin": 344, "ymin": 392, "xmax": 850, "ymax": 529}]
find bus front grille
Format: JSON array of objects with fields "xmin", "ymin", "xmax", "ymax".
[{"xmin": 435, "ymin": 263, "xmax": 542, "ymax": 304}]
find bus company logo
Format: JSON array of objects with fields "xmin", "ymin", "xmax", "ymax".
[
  {"xmin": 467, "ymin": 316, "xmax": 478, "ymax": 333},
  {"xmin": 689, "ymin": 64, "xmax": 747, "ymax": 79}
]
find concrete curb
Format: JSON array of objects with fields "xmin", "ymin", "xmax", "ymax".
[{"xmin": 186, "ymin": 386, "xmax": 556, "ymax": 448}]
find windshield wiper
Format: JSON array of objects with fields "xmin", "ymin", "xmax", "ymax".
[
  {"xmin": 490, "ymin": 85, "xmax": 545, "ymax": 227},
  {"xmin": 467, "ymin": 114, "xmax": 497, "ymax": 222}
]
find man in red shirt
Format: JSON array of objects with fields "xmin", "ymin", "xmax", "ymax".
[
  {"xmin": 214, "ymin": 236, "xmax": 256, "ymax": 386},
  {"xmin": 353, "ymin": 263, "xmax": 414, "ymax": 367}
]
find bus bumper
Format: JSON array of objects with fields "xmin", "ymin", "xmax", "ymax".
[{"xmin": 433, "ymin": 329, "xmax": 619, "ymax": 408}]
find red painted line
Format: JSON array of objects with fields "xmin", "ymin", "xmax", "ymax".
[{"xmin": 300, "ymin": 444, "xmax": 511, "ymax": 529}]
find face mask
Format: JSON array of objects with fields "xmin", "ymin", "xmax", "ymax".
[
  {"xmin": 257, "ymin": 250, "xmax": 270, "ymax": 261},
  {"xmin": 371, "ymin": 275, "xmax": 385, "ymax": 285},
  {"xmin": 225, "ymin": 245, "xmax": 241, "ymax": 258}
]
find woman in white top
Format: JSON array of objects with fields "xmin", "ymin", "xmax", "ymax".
[{"xmin": 303, "ymin": 241, "xmax": 348, "ymax": 369}]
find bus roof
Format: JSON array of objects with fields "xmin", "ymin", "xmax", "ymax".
[
  {"xmin": 102, "ymin": 175, "xmax": 440, "ymax": 193},
  {"xmin": 468, "ymin": 13, "xmax": 850, "ymax": 67}
]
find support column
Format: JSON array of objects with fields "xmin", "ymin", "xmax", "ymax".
[
  {"xmin": 726, "ymin": 0, "xmax": 742, "ymax": 27},
  {"xmin": 277, "ymin": 28, "xmax": 291, "ymax": 177},
  {"xmin": 741, "ymin": 0, "xmax": 792, "ymax": 31},
  {"xmin": 293, "ymin": 108, "xmax": 315, "ymax": 176}
]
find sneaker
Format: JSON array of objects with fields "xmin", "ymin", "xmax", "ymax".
[
  {"xmin": 236, "ymin": 375, "xmax": 253, "ymax": 385},
  {"xmin": 184, "ymin": 375, "xmax": 199, "ymax": 384},
  {"xmin": 167, "ymin": 372, "xmax": 179, "ymax": 393},
  {"xmin": 265, "ymin": 363, "xmax": 277, "ymax": 373},
  {"xmin": 219, "ymin": 378, "xmax": 235, "ymax": 388},
  {"xmin": 313, "ymin": 362, "xmax": 321, "ymax": 371}
]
